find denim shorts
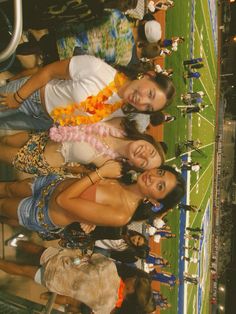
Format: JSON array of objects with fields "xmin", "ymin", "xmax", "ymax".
[{"xmin": 17, "ymin": 174, "xmax": 63, "ymax": 233}]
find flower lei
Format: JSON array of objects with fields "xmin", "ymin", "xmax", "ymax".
[
  {"xmin": 51, "ymin": 72, "xmax": 127, "ymax": 126},
  {"xmin": 49, "ymin": 123, "xmax": 126, "ymax": 159}
]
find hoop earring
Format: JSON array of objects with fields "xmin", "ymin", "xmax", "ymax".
[
  {"xmin": 137, "ymin": 73, "xmax": 144, "ymax": 80},
  {"xmin": 143, "ymin": 197, "xmax": 150, "ymax": 204}
]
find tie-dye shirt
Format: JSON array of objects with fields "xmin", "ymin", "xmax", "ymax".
[{"xmin": 56, "ymin": 9, "xmax": 135, "ymax": 66}]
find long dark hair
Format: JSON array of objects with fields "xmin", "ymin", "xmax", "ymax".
[
  {"xmin": 120, "ymin": 164, "xmax": 186, "ymax": 221},
  {"xmin": 109, "ymin": 230, "xmax": 149, "ymax": 263},
  {"xmin": 116, "ymin": 64, "xmax": 175, "ymax": 112},
  {"xmin": 121, "ymin": 118, "xmax": 167, "ymax": 166},
  {"xmin": 126, "ymin": 230, "xmax": 149, "ymax": 259},
  {"xmin": 115, "ymin": 264, "xmax": 155, "ymax": 314}
]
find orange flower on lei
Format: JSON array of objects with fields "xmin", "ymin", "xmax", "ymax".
[{"xmin": 51, "ymin": 72, "xmax": 128, "ymax": 126}]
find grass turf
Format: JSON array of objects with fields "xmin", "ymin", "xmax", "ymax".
[{"xmin": 154, "ymin": 0, "xmax": 218, "ymax": 313}]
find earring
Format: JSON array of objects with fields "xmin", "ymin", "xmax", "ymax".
[
  {"xmin": 122, "ymin": 103, "xmax": 137, "ymax": 114},
  {"xmin": 128, "ymin": 170, "xmax": 138, "ymax": 182},
  {"xmin": 151, "ymin": 203, "xmax": 164, "ymax": 213},
  {"xmin": 137, "ymin": 73, "xmax": 144, "ymax": 80},
  {"xmin": 143, "ymin": 197, "xmax": 150, "ymax": 204}
]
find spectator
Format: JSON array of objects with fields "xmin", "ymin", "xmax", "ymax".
[
  {"xmin": 190, "ymin": 63, "xmax": 204, "ymax": 69},
  {"xmin": 186, "ymin": 227, "xmax": 203, "ymax": 234},
  {"xmin": 183, "ymin": 273, "xmax": 198, "ymax": 285},
  {"xmin": 181, "ymin": 161, "xmax": 201, "ymax": 172},
  {"xmin": 184, "ymin": 71, "xmax": 201, "ymax": 79},
  {"xmin": 178, "ymin": 204, "xmax": 201, "ymax": 212},
  {"xmin": 150, "ymin": 270, "xmax": 177, "ymax": 288},
  {"xmin": 184, "ymin": 234, "xmax": 201, "ymax": 241},
  {"xmin": 146, "ymin": 253, "xmax": 170, "ymax": 267},
  {"xmin": 183, "ymin": 57, "xmax": 203, "ymax": 65}
]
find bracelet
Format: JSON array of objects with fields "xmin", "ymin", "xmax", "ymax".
[
  {"xmin": 95, "ymin": 168, "xmax": 104, "ymax": 180},
  {"xmin": 13, "ymin": 93, "xmax": 21, "ymax": 104},
  {"xmin": 87, "ymin": 174, "xmax": 94, "ymax": 185},
  {"xmin": 16, "ymin": 90, "xmax": 25, "ymax": 102}
]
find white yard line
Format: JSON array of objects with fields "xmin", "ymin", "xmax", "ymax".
[
  {"xmin": 198, "ymin": 78, "xmax": 216, "ymax": 111},
  {"xmin": 166, "ymin": 142, "xmax": 215, "ymax": 163},
  {"xmin": 199, "ymin": 1, "xmax": 217, "ymax": 74},
  {"xmin": 190, "ymin": 160, "xmax": 213, "ymax": 193},
  {"xmin": 190, "ymin": 182, "xmax": 213, "ymax": 227},
  {"xmin": 194, "ymin": 20, "xmax": 216, "ymax": 97},
  {"xmin": 197, "ymin": 113, "xmax": 215, "ymax": 127}
]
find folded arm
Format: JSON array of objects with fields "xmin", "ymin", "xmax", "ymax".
[{"xmin": 56, "ymin": 162, "xmax": 128, "ymax": 226}]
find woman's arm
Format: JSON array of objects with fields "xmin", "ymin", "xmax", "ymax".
[
  {"xmin": 2, "ymin": 59, "xmax": 71, "ymax": 109},
  {"xmin": 7, "ymin": 67, "xmax": 40, "ymax": 82},
  {"xmin": 56, "ymin": 162, "xmax": 129, "ymax": 226}
]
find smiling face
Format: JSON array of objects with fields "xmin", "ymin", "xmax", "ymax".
[
  {"xmin": 137, "ymin": 168, "xmax": 177, "ymax": 200},
  {"xmin": 121, "ymin": 76, "xmax": 167, "ymax": 112},
  {"xmin": 129, "ymin": 234, "xmax": 145, "ymax": 247},
  {"xmin": 127, "ymin": 140, "xmax": 163, "ymax": 170}
]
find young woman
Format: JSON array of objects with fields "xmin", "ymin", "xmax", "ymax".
[
  {"xmin": 0, "ymin": 244, "xmax": 155, "ymax": 314},
  {"xmin": 145, "ymin": 253, "xmax": 170, "ymax": 267},
  {"xmin": 0, "ymin": 162, "xmax": 185, "ymax": 236},
  {"xmin": 93, "ymin": 229, "xmax": 149, "ymax": 263},
  {"xmin": 0, "ymin": 55, "xmax": 175, "ymax": 130},
  {"xmin": 0, "ymin": 118, "xmax": 166, "ymax": 176},
  {"xmin": 150, "ymin": 270, "xmax": 177, "ymax": 288}
]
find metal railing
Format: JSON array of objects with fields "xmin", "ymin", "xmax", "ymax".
[{"xmin": 0, "ymin": 0, "xmax": 22, "ymax": 63}]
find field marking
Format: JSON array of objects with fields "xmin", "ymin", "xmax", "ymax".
[
  {"xmin": 198, "ymin": 77, "xmax": 216, "ymax": 111},
  {"xmin": 190, "ymin": 160, "xmax": 213, "ymax": 193},
  {"xmin": 199, "ymin": 0, "xmax": 217, "ymax": 74},
  {"xmin": 194, "ymin": 21, "xmax": 217, "ymax": 110},
  {"xmin": 183, "ymin": 152, "xmax": 192, "ymax": 314},
  {"xmin": 190, "ymin": 182, "xmax": 213, "ymax": 228},
  {"xmin": 166, "ymin": 142, "xmax": 215, "ymax": 163},
  {"xmin": 187, "ymin": 198, "xmax": 212, "ymax": 310},
  {"xmin": 197, "ymin": 113, "xmax": 215, "ymax": 128}
]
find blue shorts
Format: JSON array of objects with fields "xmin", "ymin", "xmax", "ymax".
[
  {"xmin": 17, "ymin": 175, "xmax": 63, "ymax": 233},
  {"xmin": 0, "ymin": 78, "xmax": 53, "ymax": 130}
]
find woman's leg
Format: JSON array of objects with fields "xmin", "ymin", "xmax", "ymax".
[
  {"xmin": 17, "ymin": 240, "xmax": 45, "ymax": 258},
  {"xmin": 0, "ymin": 179, "xmax": 33, "ymax": 220},
  {"xmin": 0, "ymin": 215, "xmax": 19, "ymax": 227},
  {"xmin": 0, "ymin": 178, "xmax": 32, "ymax": 198},
  {"xmin": 0, "ymin": 143, "xmax": 20, "ymax": 164},
  {"xmin": 0, "ymin": 258, "xmax": 38, "ymax": 279},
  {"xmin": 0, "ymin": 197, "xmax": 22, "ymax": 221},
  {"xmin": 0, "ymin": 132, "xmax": 30, "ymax": 164},
  {"xmin": 0, "ymin": 131, "xmax": 30, "ymax": 147}
]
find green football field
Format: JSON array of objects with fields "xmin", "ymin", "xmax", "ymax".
[{"xmin": 156, "ymin": 0, "xmax": 218, "ymax": 313}]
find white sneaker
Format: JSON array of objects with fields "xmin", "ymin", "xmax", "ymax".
[{"xmin": 5, "ymin": 233, "xmax": 28, "ymax": 247}]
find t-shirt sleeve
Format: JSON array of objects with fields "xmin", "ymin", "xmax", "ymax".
[{"xmin": 69, "ymin": 55, "xmax": 105, "ymax": 81}]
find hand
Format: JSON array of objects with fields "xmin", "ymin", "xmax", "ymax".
[
  {"xmin": 98, "ymin": 160, "xmax": 122, "ymax": 178},
  {"xmin": 0, "ymin": 93, "xmax": 20, "ymax": 111},
  {"xmin": 80, "ymin": 223, "xmax": 96, "ymax": 234}
]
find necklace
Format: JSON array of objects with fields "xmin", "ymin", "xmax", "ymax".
[
  {"xmin": 51, "ymin": 72, "xmax": 127, "ymax": 126},
  {"xmin": 50, "ymin": 122, "xmax": 125, "ymax": 159}
]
